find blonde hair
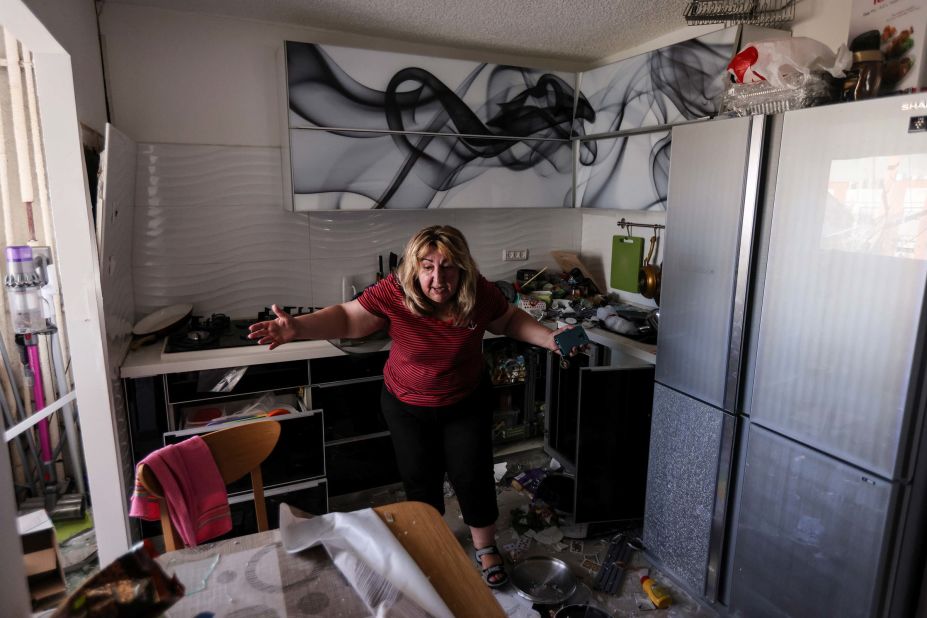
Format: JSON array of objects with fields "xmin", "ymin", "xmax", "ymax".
[{"xmin": 396, "ymin": 225, "xmax": 479, "ymax": 325}]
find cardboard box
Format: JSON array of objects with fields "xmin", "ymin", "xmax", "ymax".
[
  {"xmin": 850, "ymin": 0, "xmax": 927, "ymax": 93},
  {"xmin": 17, "ymin": 509, "xmax": 67, "ymax": 606}
]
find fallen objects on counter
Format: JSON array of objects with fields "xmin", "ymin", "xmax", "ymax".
[
  {"xmin": 551, "ymin": 251, "xmax": 607, "ymax": 294},
  {"xmin": 597, "ymin": 306, "xmax": 639, "ymax": 336}
]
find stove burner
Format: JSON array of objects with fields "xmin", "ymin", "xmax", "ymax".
[
  {"xmin": 186, "ymin": 329, "xmax": 212, "ymax": 342},
  {"xmin": 193, "ymin": 313, "xmax": 230, "ymax": 331}
]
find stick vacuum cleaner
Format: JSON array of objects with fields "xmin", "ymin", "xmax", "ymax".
[{"xmin": 4, "ymin": 245, "xmax": 85, "ymax": 520}]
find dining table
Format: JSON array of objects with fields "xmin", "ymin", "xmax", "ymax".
[{"xmin": 156, "ymin": 501, "xmax": 506, "ymax": 617}]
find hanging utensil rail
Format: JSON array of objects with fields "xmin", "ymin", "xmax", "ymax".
[{"xmin": 617, "ymin": 217, "xmax": 665, "ymax": 237}]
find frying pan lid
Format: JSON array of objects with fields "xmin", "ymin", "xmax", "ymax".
[{"xmin": 132, "ymin": 303, "xmax": 193, "ymax": 336}]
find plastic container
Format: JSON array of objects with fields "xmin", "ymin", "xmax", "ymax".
[
  {"xmin": 640, "ymin": 574, "xmax": 672, "ymax": 609},
  {"xmin": 4, "ymin": 246, "xmax": 45, "ymax": 334},
  {"xmin": 7, "ymin": 288, "xmax": 44, "ymax": 334}
]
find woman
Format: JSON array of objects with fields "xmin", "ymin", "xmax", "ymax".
[{"xmin": 248, "ymin": 225, "xmax": 572, "ymax": 587}]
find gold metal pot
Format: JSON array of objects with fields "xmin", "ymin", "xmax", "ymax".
[{"xmin": 639, "ymin": 234, "xmax": 662, "ymax": 300}]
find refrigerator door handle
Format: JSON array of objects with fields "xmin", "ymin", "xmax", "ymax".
[
  {"xmin": 723, "ymin": 116, "xmax": 767, "ymax": 413},
  {"xmin": 705, "ymin": 411, "xmax": 738, "ymax": 601}
]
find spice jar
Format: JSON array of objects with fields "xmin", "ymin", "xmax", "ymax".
[{"xmin": 851, "ymin": 50, "xmax": 883, "ymax": 100}]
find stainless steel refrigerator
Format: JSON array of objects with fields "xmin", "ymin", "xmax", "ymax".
[{"xmin": 644, "ymin": 95, "xmax": 927, "ymax": 617}]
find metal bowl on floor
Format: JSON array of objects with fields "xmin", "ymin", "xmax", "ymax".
[{"xmin": 510, "ymin": 556, "xmax": 577, "ymax": 605}]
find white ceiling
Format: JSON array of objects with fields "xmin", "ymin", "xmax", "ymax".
[{"xmin": 104, "ymin": 0, "xmax": 692, "ymax": 65}]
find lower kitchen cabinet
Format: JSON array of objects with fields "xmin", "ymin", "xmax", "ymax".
[
  {"xmin": 324, "ymin": 434, "xmax": 401, "ymax": 496},
  {"xmin": 218, "ymin": 479, "xmax": 330, "ymax": 540},
  {"xmin": 163, "ymin": 410, "xmax": 325, "ymax": 495},
  {"xmin": 124, "ymin": 338, "xmax": 554, "ymax": 543},
  {"xmin": 483, "ymin": 337, "xmax": 547, "ymax": 444},
  {"xmin": 545, "ymin": 343, "xmax": 654, "ymax": 524},
  {"xmin": 124, "ymin": 358, "xmax": 329, "ymax": 542},
  {"xmin": 309, "ymin": 351, "xmax": 403, "ymax": 498}
]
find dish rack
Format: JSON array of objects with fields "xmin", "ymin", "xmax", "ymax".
[{"xmin": 684, "ymin": 0, "xmax": 795, "ymax": 27}]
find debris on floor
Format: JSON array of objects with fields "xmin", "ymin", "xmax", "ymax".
[
  {"xmin": 482, "ymin": 446, "xmax": 717, "ymax": 617},
  {"xmin": 510, "ymin": 468, "xmax": 547, "ymax": 498}
]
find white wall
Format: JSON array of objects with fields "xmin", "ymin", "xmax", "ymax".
[
  {"xmin": 791, "ymin": 0, "xmax": 853, "ymax": 52},
  {"xmin": 98, "ymin": 5, "xmax": 584, "ymax": 318},
  {"xmin": 22, "ymin": 0, "xmax": 107, "ymax": 135},
  {"xmin": 98, "ymin": 4, "xmax": 582, "ymax": 147}
]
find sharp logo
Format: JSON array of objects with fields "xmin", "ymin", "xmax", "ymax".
[{"xmin": 902, "ymin": 101, "xmax": 927, "ymax": 111}]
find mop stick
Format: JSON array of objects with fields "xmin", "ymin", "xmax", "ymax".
[
  {"xmin": 50, "ymin": 331, "xmax": 84, "ymax": 495},
  {"xmin": 0, "ymin": 385, "xmax": 39, "ymax": 494},
  {"xmin": 0, "ymin": 335, "xmax": 42, "ymax": 487},
  {"xmin": 25, "ymin": 338, "xmax": 54, "ymax": 482}
]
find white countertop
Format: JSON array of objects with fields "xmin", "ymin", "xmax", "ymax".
[
  {"xmin": 120, "ymin": 323, "xmax": 656, "ymax": 379},
  {"xmin": 583, "ymin": 326, "xmax": 657, "ymax": 365},
  {"xmin": 120, "ymin": 339, "xmax": 349, "ymax": 379}
]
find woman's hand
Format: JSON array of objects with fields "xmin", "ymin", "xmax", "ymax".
[
  {"xmin": 248, "ymin": 304, "xmax": 298, "ymax": 350},
  {"xmin": 548, "ymin": 324, "xmax": 585, "ymax": 357}
]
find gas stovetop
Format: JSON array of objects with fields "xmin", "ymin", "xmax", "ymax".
[{"xmin": 163, "ymin": 307, "xmax": 319, "ymax": 354}]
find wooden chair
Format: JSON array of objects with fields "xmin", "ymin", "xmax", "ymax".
[
  {"xmin": 138, "ymin": 420, "xmax": 281, "ymax": 551},
  {"xmin": 373, "ymin": 501, "xmax": 506, "ymax": 618}
]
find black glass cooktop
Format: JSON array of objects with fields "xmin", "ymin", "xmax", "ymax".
[{"xmin": 163, "ymin": 307, "xmax": 319, "ymax": 353}]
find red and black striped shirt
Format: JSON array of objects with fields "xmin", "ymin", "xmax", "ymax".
[{"xmin": 358, "ymin": 273, "xmax": 510, "ymax": 407}]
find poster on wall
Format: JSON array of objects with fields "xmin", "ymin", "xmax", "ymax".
[
  {"xmin": 290, "ymin": 129, "xmax": 573, "ymax": 210},
  {"xmin": 285, "ymin": 41, "xmax": 580, "ymax": 209},
  {"xmin": 578, "ymin": 28, "xmax": 739, "ymax": 135},
  {"xmin": 575, "ymin": 130, "xmax": 671, "ymax": 210}
]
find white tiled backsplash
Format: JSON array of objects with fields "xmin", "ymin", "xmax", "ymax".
[{"xmin": 133, "ymin": 143, "xmax": 582, "ymax": 317}]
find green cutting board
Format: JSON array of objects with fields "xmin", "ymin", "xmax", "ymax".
[{"xmin": 611, "ymin": 236, "xmax": 645, "ymax": 292}]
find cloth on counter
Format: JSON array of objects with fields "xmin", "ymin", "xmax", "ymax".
[
  {"xmin": 279, "ymin": 503, "xmax": 453, "ymax": 618},
  {"xmin": 129, "ymin": 435, "xmax": 231, "ymax": 547}
]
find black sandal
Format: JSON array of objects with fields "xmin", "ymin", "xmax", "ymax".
[{"xmin": 475, "ymin": 545, "xmax": 509, "ymax": 588}]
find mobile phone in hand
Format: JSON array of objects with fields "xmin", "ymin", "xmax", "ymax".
[{"xmin": 554, "ymin": 325, "xmax": 590, "ymax": 356}]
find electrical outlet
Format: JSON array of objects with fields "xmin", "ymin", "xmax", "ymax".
[{"xmin": 503, "ymin": 249, "xmax": 529, "ymax": 261}]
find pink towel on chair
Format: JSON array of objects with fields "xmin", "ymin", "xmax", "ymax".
[{"xmin": 129, "ymin": 435, "xmax": 232, "ymax": 546}]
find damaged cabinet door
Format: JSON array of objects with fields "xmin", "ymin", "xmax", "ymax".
[{"xmin": 545, "ymin": 348, "xmax": 654, "ymax": 524}]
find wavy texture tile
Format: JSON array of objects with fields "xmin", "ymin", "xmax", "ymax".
[
  {"xmin": 136, "ymin": 143, "xmax": 284, "ymax": 207},
  {"xmin": 133, "ymin": 143, "xmax": 310, "ymax": 317},
  {"xmin": 132, "ymin": 143, "xmax": 582, "ymax": 314},
  {"xmin": 307, "ymin": 209, "xmax": 581, "ymax": 306}
]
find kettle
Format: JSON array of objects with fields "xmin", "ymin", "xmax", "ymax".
[{"xmin": 638, "ymin": 234, "xmax": 662, "ymax": 301}]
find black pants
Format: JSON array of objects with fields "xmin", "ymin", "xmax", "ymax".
[{"xmin": 380, "ymin": 382, "xmax": 499, "ymax": 528}]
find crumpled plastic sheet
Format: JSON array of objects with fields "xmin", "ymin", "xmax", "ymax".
[{"xmin": 279, "ymin": 504, "xmax": 453, "ymax": 618}]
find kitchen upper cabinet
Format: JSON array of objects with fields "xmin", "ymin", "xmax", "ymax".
[
  {"xmin": 282, "ymin": 28, "xmax": 753, "ymax": 211},
  {"xmin": 577, "ymin": 28, "xmax": 740, "ymax": 137},
  {"xmin": 285, "ymin": 42, "xmax": 577, "ymax": 138},
  {"xmin": 289, "ymin": 128, "xmax": 573, "ymax": 210},
  {"xmin": 574, "ymin": 129, "xmax": 671, "ymax": 210},
  {"xmin": 284, "ymin": 41, "xmax": 577, "ymax": 210}
]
